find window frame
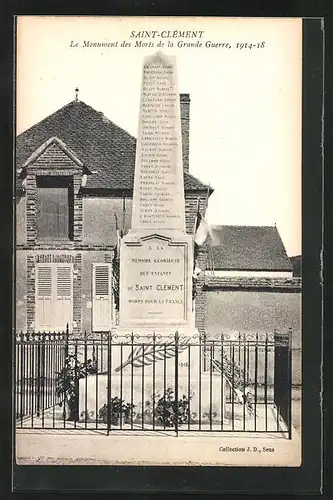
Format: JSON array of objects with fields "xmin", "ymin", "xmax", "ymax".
[{"xmin": 36, "ymin": 175, "xmax": 74, "ymax": 242}]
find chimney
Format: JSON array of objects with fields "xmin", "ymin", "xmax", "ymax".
[{"xmin": 180, "ymin": 93, "xmax": 190, "ymax": 174}]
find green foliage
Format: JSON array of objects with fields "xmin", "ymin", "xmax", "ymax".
[
  {"xmin": 154, "ymin": 387, "xmax": 193, "ymax": 427},
  {"xmin": 99, "ymin": 397, "xmax": 135, "ymax": 426},
  {"xmin": 55, "ymin": 353, "xmax": 97, "ymax": 421}
]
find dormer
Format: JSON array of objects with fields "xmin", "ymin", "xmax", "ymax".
[{"xmin": 22, "ymin": 136, "xmax": 91, "ymax": 246}]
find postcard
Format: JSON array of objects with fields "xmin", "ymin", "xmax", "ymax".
[{"xmin": 14, "ymin": 16, "xmax": 302, "ymax": 467}]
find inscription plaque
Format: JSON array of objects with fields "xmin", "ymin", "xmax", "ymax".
[{"xmin": 120, "ymin": 237, "xmax": 190, "ymax": 325}]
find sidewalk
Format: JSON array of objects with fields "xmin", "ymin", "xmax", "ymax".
[
  {"xmin": 16, "ymin": 396, "xmax": 301, "ymax": 466},
  {"xmin": 16, "ymin": 424, "xmax": 301, "ymax": 467}
]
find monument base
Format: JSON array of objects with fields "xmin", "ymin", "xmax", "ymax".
[{"xmin": 79, "ymin": 372, "xmax": 227, "ymax": 425}]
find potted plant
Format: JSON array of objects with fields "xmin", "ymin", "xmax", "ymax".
[
  {"xmin": 55, "ymin": 353, "xmax": 97, "ymax": 421},
  {"xmin": 99, "ymin": 397, "xmax": 135, "ymax": 427},
  {"xmin": 154, "ymin": 387, "xmax": 194, "ymax": 427}
]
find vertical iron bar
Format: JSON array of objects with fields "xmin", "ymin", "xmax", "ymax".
[
  {"xmin": 231, "ymin": 343, "xmax": 234, "ymax": 431},
  {"xmin": 130, "ymin": 333, "xmax": 134, "ymax": 429},
  {"xmin": 209, "ymin": 342, "xmax": 213, "ymax": 430},
  {"xmin": 220, "ymin": 334, "xmax": 224, "ymax": 430},
  {"xmin": 199, "ymin": 334, "xmax": 202, "ymax": 431},
  {"xmin": 25, "ymin": 338, "xmax": 28, "ymax": 423},
  {"xmin": 31, "ymin": 339, "xmax": 35, "ymax": 428},
  {"xmin": 120, "ymin": 342, "xmax": 123, "ymax": 429},
  {"xmin": 163, "ymin": 343, "xmax": 167, "ymax": 430},
  {"xmin": 45, "ymin": 336, "xmax": 48, "ymax": 410},
  {"xmin": 243, "ymin": 336, "xmax": 246, "ymax": 431},
  {"xmin": 187, "ymin": 342, "xmax": 191, "ymax": 430},
  {"xmin": 51, "ymin": 334, "xmax": 54, "ymax": 410},
  {"xmin": 288, "ymin": 330, "xmax": 292, "ymax": 439},
  {"xmin": 274, "ymin": 330, "xmax": 279, "ymax": 432},
  {"xmin": 107, "ymin": 333, "xmax": 112, "ymax": 435},
  {"xmin": 95, "ymin": 340, "xmax": 99, "ymax": 429},
  {"xmin": 101, "ymin": 332, "xmax": 104, "ymax": 373},
  {"xmin": 254, "ymin": 333, "xmax": 258, "ymax": 431},
  {"xmin": 264, "ymin": 333, "xmax": 268, "ymax": 431},
  {"xmin": 36, "ymin": 339, "xmax": 41, "ymax": 418},
  {"xmin": 238, "ymin": 332, "xmax": 241, "ymax": 365},
  {"xmin": 41, "ymin": 337, "xmax": 45, "ymax": 427},
  {"xmin": 174, "ymin": 331, "xmax": 179, "ymax": 436},
  {"xmin": 73, "ymin": 340, "xmax": 78, "ymax": 429},
  {"xmin": 20, "ymin": 338, "xmax": 24, "ymax": 426},
  {"xmin": 141, "ymin": 339, "xmax": 144, "ymax": 430},
  {"xmin": 152, "ymin": 333, "xmax": 156, "ymax": 431},
  {"xmin": 84, "ymin": 334, "xmax": 88, "ymax": 428},
  {"xmin": 246, "ymin": 340, "xmax": 250, "ymax": 386}
]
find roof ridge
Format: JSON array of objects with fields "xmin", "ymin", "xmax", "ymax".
[{"xmin": 211, "ymin": 224, "xmax": 277, "ymax": 229}]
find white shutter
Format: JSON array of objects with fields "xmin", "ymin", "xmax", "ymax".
[
  {"xmin": 92, "ymin": 263, "xmax": 112, "ymax": 331},
  {"xmin": 35, "ymin": 265, "xmax": 53, "ymax": 331},
  {"xmin": 35, "ymin": 263, "xmax": 73, "ymax": 332},
  {"xmin": 55, "ymin": 265, "xmax": 73, "ymax": 332}
]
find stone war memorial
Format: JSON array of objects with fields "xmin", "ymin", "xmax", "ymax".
[
  {"xmin": 79, "ymin": 52, "xmax": 228, "ymax": 427},
  {"xmin": 15, "ymin": 49, "xmax": 295, "ymax": 441},
  {"xmin": 119, "ymin": 51, "xmax": 195, "ymax": 337}
]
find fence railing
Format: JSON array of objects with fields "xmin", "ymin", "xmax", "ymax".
[{"xmin": 15, "ymin": 330, "xmax": 292, "ymax": 438}]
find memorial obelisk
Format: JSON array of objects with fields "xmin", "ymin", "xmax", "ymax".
[{"xmin": 119, "ymin": 51, "xmax": 194, "ymax": 336}]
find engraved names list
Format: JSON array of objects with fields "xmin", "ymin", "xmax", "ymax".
[
  {"xmin": 131, "ymin": 51, "xmax": 186, "ymax": 231},
  {"xmin": 119, "ymin": 52, "xmax": 193, "ymax": 331}
]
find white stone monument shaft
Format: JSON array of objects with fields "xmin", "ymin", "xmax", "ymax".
[
  {"xmin": 131, "ymin": 51, "xmax": 186, "ymax": 232},
  {"xmin": 119, "ymin": 52, "xmax": 194, "ymax": 334}
]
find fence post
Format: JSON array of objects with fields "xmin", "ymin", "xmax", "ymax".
[
  {"xmin": 288, "ymin": 328, "xmax": 293, "ymax": 440},
  {"xmin": 65, "ymin": 323, "xmax": 69, "ymax": 359},
  {"xmin": 36, "ymin": 333, "xmax": 41, "ymax": 417},
  {"xmin": 107, "ymin": 332, "xmax": 112, "ymax": 436},
  {"xmin": 174, "ymin": 330, "xmax": 179, "ymax": 436}
]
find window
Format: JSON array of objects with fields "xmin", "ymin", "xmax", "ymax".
[
  {"xmin": 92, "ymin": 263, "xmax": 112, "ymax": 331},
  {"xmin": 35, "ymin": 263, "xmax": 73, "ymax": 332},
  {"xmin": 36, "ymin": 176, "xmax": 73, "ymax": 240}
]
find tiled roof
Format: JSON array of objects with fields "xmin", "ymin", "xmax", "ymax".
[
  {"xmin": 209, "ymin": 225, "xmax": 293, "ymax": 271},
  {"xmin": 16, "ymin": 99, "xmax": 210, "ymax": 193}
]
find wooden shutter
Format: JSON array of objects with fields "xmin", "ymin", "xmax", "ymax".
[
  {"xmin": 55, "ymin": 265, "xmax": 73, "ymax": 332},
  {"xmin": 35, "ymin": 265, "xmax": 53, "ymax": 331},
  {"xmin": 35, "ymin": 263, "xmax": 73, "ymax": 332},
  {"xmin": 92, "ymin": 264, "xmax": 112, "ymax": 331}
]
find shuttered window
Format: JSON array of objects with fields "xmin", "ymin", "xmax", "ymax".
[
  {"xmin": 92, "ymin": 263, "xmax": 112, "ymax": 331},
  {"xmin": 36, "ymin": 176, "xmax": 73, "ymax": 240},
  {"xmin": 35, "ymin": 263, "xmax": 73, "ymax": 332},
  {"xmin": 35, "ymin": 266, "xmax": 53, "ymax": 331}
]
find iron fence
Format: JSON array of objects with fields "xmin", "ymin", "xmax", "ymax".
[{"xmin": 15, "ymin": 329, "xmax": 292, "ymax": 438}]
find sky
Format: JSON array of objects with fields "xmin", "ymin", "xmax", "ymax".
[{"xmin": 17, "ymin": 16, "xmax": 302, "ymax": 256}]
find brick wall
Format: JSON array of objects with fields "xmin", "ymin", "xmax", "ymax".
[
  {"xmin": 73, "ymin": 253, "xmax": 82, "ymax": 333},
  {"xmin": 26, "ymin": 254, "xmax": 35, "ymax": 332},
  {"xmin": 185, "ymin": 193, "xmax": 208, "ymax": 234},
  {"xmin": 185, "ymin": 192, "xmax": 210, "ymax": 333},
  {"xmin": 26, "ymin": 174, "xmax": 37, "ymax": 245}
]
